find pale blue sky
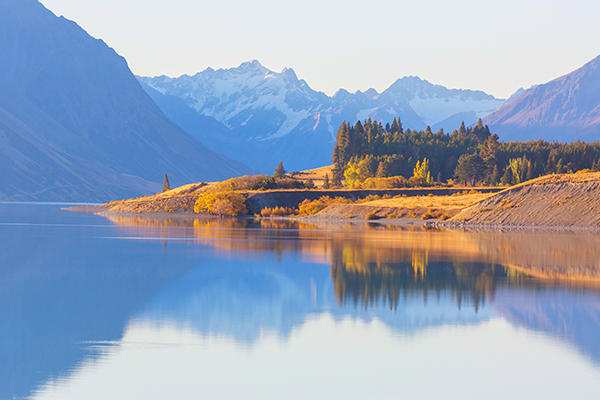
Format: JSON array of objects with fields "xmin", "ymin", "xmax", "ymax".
[{"xmin": 41, "ymin": 0, "xmax": 600, "ymax": 99}]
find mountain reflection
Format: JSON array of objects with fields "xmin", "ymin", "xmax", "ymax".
[
  {"xmin": 107, "ymin": 214, "xmax": 600, "ymax": 289},
  {"xmin": 5, "ymin": 207, "xmax": 600, "ymax": 399}
]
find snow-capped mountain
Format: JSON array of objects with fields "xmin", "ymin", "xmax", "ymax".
[
  {"xmin": 139, "ymin": 61, "xmax": 506, "ymax": 171},
  {"xmin": 484, "ymin": 55, "xmax": 600, "ymax": 142}
]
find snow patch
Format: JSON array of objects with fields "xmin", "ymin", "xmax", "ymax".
[{"xmin": 356, "ymin": 107, "xmax": 379, "ymax": 121}]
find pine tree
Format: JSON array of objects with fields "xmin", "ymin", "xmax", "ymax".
[
  {"xmin": 454, "ymin": 154, "xmax": 485, "ymax": 186},
  {"xmin": 304, "ymin": 178, "xmax": 315, "ymax": 189},
  {"xmin": 490, "ymin": 165, "xmax": 500, "ymax": 185},
  {"xmin": 458, "ymin": 121, "xmax": 467, "ymax": 136},
  {"xmin": 332, "ymin": 172, "xmax": 342, "ymax": 188},
  {"xmin": 273, "ymin": 161, "xmax": 286, "ymax": 179},
  {"xmin": 501, "ymin": 167, "xmax": 513, "ymax": 186},
  {"xmin": 480, "ymin": 134, "xmax": 500, "ymax": 174},
  {"xmin": 162, "ymin": 173, "xmax": 171, "ymax": 192},
  {"xmin": 322, "ymin": 174, "xmax": 330, "ymax": 189}
]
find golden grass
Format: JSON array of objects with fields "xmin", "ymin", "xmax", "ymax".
[
  {"xmin": 291, "ymin": 165, "xmax": 335, "ymax": 187},
  {"xmin": 505, "ymin": 171, "xmax": 600, "ymax": 190},
  {"xmin": 358, "ymin": 193, "xmax": 493, "ymax": 212}
]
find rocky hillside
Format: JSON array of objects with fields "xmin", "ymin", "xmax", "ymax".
[
  {"xmin": 450, "ymin": 173, "xmax": 600, "ymax": 228},
  {"xmin": 484, "ymin": 54, "xmax": 600, "ymax": 142},
  {"xmin": 0, "ymin": 0, "xmax": 253, "ymax": 201}
]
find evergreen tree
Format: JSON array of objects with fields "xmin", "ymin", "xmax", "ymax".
[
  {"xmin": 332, "ymin": 173, "xmax": 342, "ymax": 188},
  {"xmin": 304, "ymin": 178, "xmax": 315, "ymax": 189},
  {"xmin": 454, "ymin": 154, "xmax": 485, "ymax": 186},
  {"xmin": 458, "ymin": 121, "xmax": 467, "ymax": 136},
  {"xmin": 479, "ymin": 134, "xmax": 500, "ymax": 174},
  {"xmin": 490, "ymin": 165, "xmax": 500, "ymax": 185},
  {"xmin": 162, "ymin": 173, "xmax": 171, "ymax": 192},
  {"xmin": 273, "ymin": 161, "xmax": 286, "ymax": 179},
  {"xmin": 501, "ymin": 167, "xmax": 513, "ymax": 186},
  {"xmin": 322, "ymin": 174, "xmax": 331, "ymax": 189}
]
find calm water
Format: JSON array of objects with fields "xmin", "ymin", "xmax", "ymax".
[{"xmin": 1, "ymin": 203, "xmax": 600, "ymax": 400}]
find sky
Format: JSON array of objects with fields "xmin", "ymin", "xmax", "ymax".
[{"xmin": 40, "ymin": 0, "xmax": 600, "ymax": 99}]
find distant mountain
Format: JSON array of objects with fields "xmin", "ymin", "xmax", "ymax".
[
  {"xmin": 0, "ymin": 0, "xmax": 253, "ymax": 201},
  {"xmin": 484, "ymin": 55, "xmax": 600, "ymax": 142},
  {"xmin": 139, "ymin": 62, "xmax": 505, "ymax": 171}
]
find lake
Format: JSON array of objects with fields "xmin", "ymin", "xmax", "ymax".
[{"xmin": 1, "ymin": 202, "xmax": 600, "ymax": 400}]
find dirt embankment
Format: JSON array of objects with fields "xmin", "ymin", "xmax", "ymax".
[
  {"xmin": 445, "ymin": 173, "xmax": 600, "ymax": 228},
  {"xmin": 85, "ymin": 183, "xmax": 500, "ymax": 219},
  {"xmin": 245, "ymin": 188, "xmax": 499, "ymax": 214}
]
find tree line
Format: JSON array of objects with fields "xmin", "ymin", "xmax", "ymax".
[{"xmin": 332, "ymin": 117, "xmax": 600, "ymax": 186}]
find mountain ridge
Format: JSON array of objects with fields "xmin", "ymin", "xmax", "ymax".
[
  {"xmin": 139, "ymin": 62, "xmax": 506, "ymax": 171},
  {"xmin": 0, "ymin": 0, "xmax": 254, "ymax": 201},
  {"xmin": 484, "ymin": 55, "xmax": 600, "ymax": 142}
]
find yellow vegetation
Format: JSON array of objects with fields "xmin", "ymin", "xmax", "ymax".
[{"xmin": 194, "ymin": 191, "xmax": 248, "ymax": 216}]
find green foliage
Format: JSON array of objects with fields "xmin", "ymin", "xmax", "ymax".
[
  {"xmin": 273, "ymin": 161, "xmax": 286, "ymax": 179},
  {"xmin": 322, "ymin": 174, "xmax": 331, "ymax": 189},
  {"xmin": 501, "ymin": 166, "xmax": 513, "ymax": 185},
  {"xmin": 509, "ymin": 158, "xmax": 523, "ymax": 184},
  {"xmin": 304, "ymin": 178, "xmax": 315, "ymax": 189},
  {"xmin": 162, "ymin": 173, "xmax": 171, "ymax": 193},
  {"xmin": 331, "ymin": 117, "xmax": 600, "ymax": 187},
  {"xmin": 454, "ymin": 154, "xmax": 485, "ymax": 185}
]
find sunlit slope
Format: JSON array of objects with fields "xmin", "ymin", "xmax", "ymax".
[{"xmin": 451, "ymin": 172, "xmax": 600, "ymax": 227}]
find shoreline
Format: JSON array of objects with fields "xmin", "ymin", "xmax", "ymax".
[
  {"xmin": 65, "ymin": 205, "xmax": 600, "ymax": 232},
  {"xmin": 65, "ymin": 205, "xmax": 428, "ymax": 228},
  {"xmin": 426, "ymin": 220, "xmax": 600, "ymax": 233}
]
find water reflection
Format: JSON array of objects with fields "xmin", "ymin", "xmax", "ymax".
[
  {"xmin": 105, "ymin": 214, "xmax": 600, "ymax": 364},
  {"xmin": 107, "ymin": 214, "xmax": 600, "ymax": 286},
  {"xmin": 2, "ymin": 206, "xmax": 600, "ymax": 399}
]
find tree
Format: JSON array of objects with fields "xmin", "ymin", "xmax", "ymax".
[
  {"xmin": 501, "ymin": 167, "xmax": 513, "ymax": 186},
  {"xmin": 162, "ymin": 173, "xmax": 171, "ymax": 192},
  {"xmin": 509, "ymin": 158, "xmax": 523, "ymax": 184},
  {"xmin": 304, "ymin": 178, "xmax": 315, "ymax": 189},
  {"xmin": 322, "ymin": 174, "xmax": 331, "ymax": 189},
  {"xmin": 332, "ymin": 173, "xmax": 342, "ymax": 188},
  {"xmin": 490, "ymin": 165, "xmax": 500, "ymax": 185},
  {"xmin": 273, "ymin": 161, "xmax": 286, "ymax": 179},
  {"xmin": 411, "ymin": 158, "xmax": 433, "ymax": 186},
  {"xmin": 458, "ymin": 121, "xmax": 467, "ymax": 136},
  {"xmin": 479, "ymin": 134, "xmax": 500, "ymax": 174},
  {"xmin": 454, "ymin": 154, "xmax": 485, "ymax": 185},
  {"xmin": 194, "ymin": 191, "xmax": 247, "ymax": 216}
]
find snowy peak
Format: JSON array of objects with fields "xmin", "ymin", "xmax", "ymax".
[
  {"xmin": 382, "ymin": 75, "xmax": 499, "ymax": 102},
  {"xmin": 138, "ymin": 60, "xmax": 509, "ymax": 171},
  {"xmin": 139, "ymin": 61, "xmax": 329, "ymax": 140}
]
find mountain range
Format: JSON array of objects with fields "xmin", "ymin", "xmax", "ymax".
[
  {"xmin": 139, "ymin": 62, "xmax": 507, "ymax": 172},
  {"xmin": 484, "ymin": 55, "xmax": 600, "ymax": 142},
  {"xmin": 0, "ymin": 0, "xmax": 253, "ymax": 202}
]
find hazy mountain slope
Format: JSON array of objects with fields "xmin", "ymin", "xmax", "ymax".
[
  {"xmin": 484, "ymin": 55, "xmax": 600, "ymax": 142},
  {"xmin": 140, "ymin": 82, "xmax": 276, "ymax": 173},
  {"xmin": 141, "ymin": 63, "xmax": 505, "ymax": 170},
  {"xmin": 0, "ymin": 0, "xmax": 253, "ymax": 201}
]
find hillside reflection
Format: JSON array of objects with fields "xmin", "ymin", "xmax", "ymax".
[
  {"xmin": 102, "ymin": 215, "xmax": 600, "ymax": 365},
  {"xmin": 106, "ymin": 215, "xmax": 600, "ymax": 295}
]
